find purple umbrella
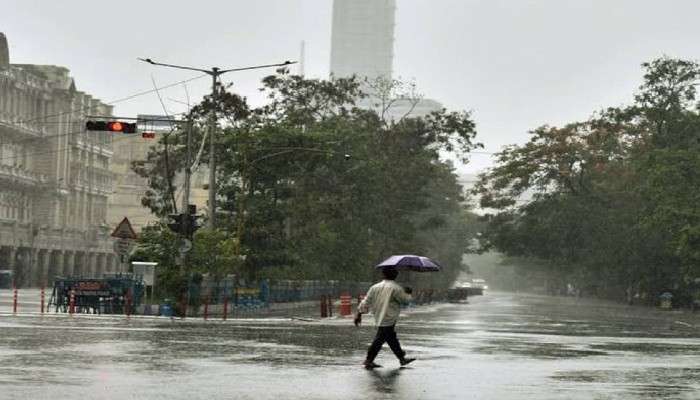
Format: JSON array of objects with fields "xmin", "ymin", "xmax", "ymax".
[{"xmin": 375, "ymin": 255, "xmax": 441, "ymax": 272}]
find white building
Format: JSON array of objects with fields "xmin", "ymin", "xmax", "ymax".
[
  {"xmin": 0, "ymin": 32, "xmax": 124, "ymax": 287},
  {"xmin": 330, "ymin": 0, "xmax": 442, "ymax": 120},
  {"xmin": 330, "ymin": 0, "xmax": 396, "ymax": 82},
  {"xmin": 108, "ymin": 115, "xmax": 209, "ymax": 232}
]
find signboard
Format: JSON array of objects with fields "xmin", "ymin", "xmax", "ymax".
[
  {"xmin": 111, "ymin": 217, "xmax": 137, "ymax": 239},
  {"xmin": 137, "ymin": 114, "xmax": 176, "ymax": 131},
  {"xmin": 178, "ymin": 238, "xmax": 192, "ymax": 254},
  {"xmin": 132, "ymin": 262, "xmax": 157, "ymax": 286},
  {"xmin": 113, "ymin": 239, "xmax": 133, "ymax": 256},
  {"xmin": 72, "ymin": 280, "xmax": 111, "ymax": 296}
]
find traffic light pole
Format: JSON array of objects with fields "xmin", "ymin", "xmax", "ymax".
[
  {"xmin": 138, "ymin": 58, "xmax": 295, "ymax": 229},
  {"xmin": 207, "ymin": 71, "xmax": 218, "ymax": 229}
]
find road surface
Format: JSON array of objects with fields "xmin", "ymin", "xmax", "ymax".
[{"xmin": 1, "ymin": 291, "xmax": 699, "ymax": 399}]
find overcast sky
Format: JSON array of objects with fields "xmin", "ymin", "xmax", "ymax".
[{"xmin": 3, "ymin": 0, "xmax": 699, "ymax": 173}]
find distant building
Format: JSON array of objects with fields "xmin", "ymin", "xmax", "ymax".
[
  {"xmin": 330, "ymin": 0, "xmax": 396, "ymax": 82},
  {"xmin": 330, "ymin": 0, "xmax": 442, "ymax": 120},
  {"xmin": 108, "ymin": 115, "xmax": 169, "ymax": 230},
  {"xmin": 108, "ymin": 115, "xmax": 209, "ymax": 232},
  {"xmin": 0, "ymin": 32, "xmax": 123, "ymax": 287}
]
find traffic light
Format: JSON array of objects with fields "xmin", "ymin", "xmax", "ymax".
[
  {"xmin": 167, "ymin": 213, "xmax": 186, "ymax": 236},
  {"xmin": 167, "ymin": 206, "xmax": 202, "ymax": 238},
  {"xmin": 85, "ymin": 120, "xmax": 137, "ymax": 133},
  {"xmin": 187, "ymin": 205, "xmax": 202, "ymax": 238}
]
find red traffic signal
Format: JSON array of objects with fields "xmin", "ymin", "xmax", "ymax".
[
  {"xmin": 107, "ymin": 121, "xmax": 124, "ymax": 132},
  {"xmin": 85, "ymin": 120, "xmax": 137, "ymax": 134}
]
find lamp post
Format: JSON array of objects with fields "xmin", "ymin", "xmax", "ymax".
[{"xmin": 138, "ymin": 58, "xmax": 296, "ymax": 229}]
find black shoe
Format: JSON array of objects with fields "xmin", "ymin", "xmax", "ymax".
[
  {"xmin": 400, "ymin": 357, "xmax": 416, "ymax": 366},
  {"xmin": 363, "ymin": 361, "xmax": 382, "ymax": 369}
]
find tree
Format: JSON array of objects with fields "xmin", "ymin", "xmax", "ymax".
[
  {"xmin": 133, "ymin": 72, "xmax": 482, "ymax": 291},
  {"xmin": 475, "ymin": 57, "xmax": 700, "ymax": 304}
]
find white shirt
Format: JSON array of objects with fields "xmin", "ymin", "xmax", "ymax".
[{"xmin": 359, "ymin": 280, "xmax": 412, "ymax": 327}]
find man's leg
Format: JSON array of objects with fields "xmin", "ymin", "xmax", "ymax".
[
  {"xmin": 366, "ymin": 327, "xmax": 388, "ymax": 363},
  {"xmin": 385, "ymin": 325, "xmax": 416, "ymax": 366},
  {"xmin": 383, "ymin": 325, "xmax": 406, "ymax": 360}
]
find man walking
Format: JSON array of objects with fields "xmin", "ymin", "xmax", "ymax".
[{"xmin": 355, "ymin": 267, "xmax": 416, "ymax": 369}]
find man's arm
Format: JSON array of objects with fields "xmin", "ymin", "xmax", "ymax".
[
  {"xmin": 358, "ymin": 287, "xmax": 374, "ymax": 313},
  {"xmin": 393, "ymin": 285, "xmax": 413, "ymax": 305},
  {"xmin": 355, "ymin": 287, "xmax": 374, "ymax": 326}
]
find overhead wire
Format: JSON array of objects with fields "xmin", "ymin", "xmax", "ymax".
[
  {"xmin": 150, "ymin": 75, "xmax": 179, "ymax": 213},
  {"xmin": 0, "ymin": 130, "xmax": 143, "ymax": 164},
  {"xmin": 15, "ymin": 73, "xmax": 207, "ymax": 126}
]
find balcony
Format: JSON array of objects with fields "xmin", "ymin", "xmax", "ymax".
[
  {"xmin": 72, "ymin": 137, "xmax": 113, "ymax": 157},
  {"xmin": 0, "ymin": 164, "xmax": 48, "ymax": 187},
  {"xmin": 69, "ymin": 177, "xmax": 113, "ymax": 196},
  {"xmin": 0, "ymin": 117, "xmax": 45, "ymax": 139}
]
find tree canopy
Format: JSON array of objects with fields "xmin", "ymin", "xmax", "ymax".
[
  {"xmin": 474, "ymin": 57, "xmax": 700, "ymax": 304},
  {"xmin": 132, "ymin": 73, "xmax": 481, "ymax": 298}
]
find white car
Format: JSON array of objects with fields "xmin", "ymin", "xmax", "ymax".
[{"xmin": 471, "ymin": 279, "xmax": 489, "ymax": 290}]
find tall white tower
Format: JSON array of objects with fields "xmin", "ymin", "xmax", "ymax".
[{"xmin": 330, "ymin": 0, "xmax": 396, "ymax": 81}]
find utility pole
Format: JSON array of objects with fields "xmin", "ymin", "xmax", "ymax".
[
  {"xmin": 180, "ymin": 117, "xmax": 194, "ymax": 267},
  {"xmin": 182, "ymin": 117, "xmax": 193, "ymax": 216},
  {"xmin": 138, "ymin": 58, "xmax": 295, "ymax": 228},
  {"xmin": 207, "ymin": 71, "xmax": 217, "ymax": 229}
]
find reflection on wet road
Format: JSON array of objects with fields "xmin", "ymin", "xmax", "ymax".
[{"xmin": 1, "ymin": 292, "xmax": 699, "ymax": 399}]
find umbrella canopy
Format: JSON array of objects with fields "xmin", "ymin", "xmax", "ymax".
[{"xmin": 375, "ymin": 255, "xmax": 441, "ymax": 272}]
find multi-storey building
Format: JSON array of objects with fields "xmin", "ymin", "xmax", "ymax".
[
  {"xmin": 330, "ymin": 0, "xmax": 396, "ymax": 82},
  {"xmin": 330, "ymin": 0, "xmax": 442, "ymax": 120},
  {"xmin": 107, "ymin": 115, "xmax": 209, "ymax": 232},
  {"xmin": 0, "ymin": 32, "xmax": 123, "ymax": 287}
]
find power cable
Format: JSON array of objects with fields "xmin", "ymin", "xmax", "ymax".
[
  {"xmin": 15, "ymin": 73, "xmax": 207, "ymax": 126},
  {"xmin": 5, "ymin": 111, "xmax": 190, "ymax": 149},
  {"xmin": 0, "ymin": 130, "xmax": 142, "ymax": 164}
]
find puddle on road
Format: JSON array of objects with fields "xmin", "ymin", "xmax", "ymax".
[
  {"xmin": 589, "ymin": 342, "xmax": 700, "ymax": 355},
  {"xmin": 474, "ymin": 337, "xmax": 608, "ymax": 359},
  {"xmin": 1, "ymin": 293, "xmax": 700, "ymax": 399},
  {"xmin": 552, "ymin": 367, "xmax": 700, "ymax": 399}
]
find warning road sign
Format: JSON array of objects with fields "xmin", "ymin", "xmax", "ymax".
[{"xmin": 111, "ymin": 217, "xmax": 137, "ymax": 239}]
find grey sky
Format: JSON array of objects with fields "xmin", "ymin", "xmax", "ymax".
[{"xmin": 3, "ymin": 0, "xmax": 699, "ymax": 173}]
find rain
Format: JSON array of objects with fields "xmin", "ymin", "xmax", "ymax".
[{"xmin": 2, "ymin": 1, "xmax": 700, "ymax": 399}]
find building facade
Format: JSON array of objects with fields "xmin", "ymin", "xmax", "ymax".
[
  {"xmin": 330, "ymin": 0, "xmax": 396, "ymax": 81},
  {"xmin": 107, "ymin": 115, "xmax": 209, "ymax": 232},
  {"xmin": 0, "ymin": 32, "xmax": 123, "ymax": 287},
  {"xmin": 330, "ymin": 0, "xmax": 442, "ymax": 120}
]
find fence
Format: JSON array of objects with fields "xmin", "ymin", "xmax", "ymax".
[{"xmin": 192, "ymin": 278, "xmax": 372, "ymax": 312}]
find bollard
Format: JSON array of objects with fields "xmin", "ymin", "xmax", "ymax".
[
  {"xmin": 339, "ymin": 293, "xmax": 352, "ymax": 316},
  {"xmin": 203, "ymin": 296, "xmax": 209, "ymax": 320},
  {"xmin": 40, "ymin": 286, "xmax": 45, "ymax": 314},
  {"xmin": 223, "ymin": 296, "xmax": 229, "ymax": 321},
  {"xmin": 69, "ymin": 290, "xmax": 76, "ymax": 315},
  {"xmin": 12, "ymin": 286, "xmax": 18, "ymax": 314},
  {"xmin": 180, "ymin": 293, "xmax": 187, "ymax": 319},
  {"xmin": 125, "ymin": 289, "xmax": 132, "ymax": 318},
  {"xmin": 320, "ymin": 295, "xmax": 328, "ymax": 318}
]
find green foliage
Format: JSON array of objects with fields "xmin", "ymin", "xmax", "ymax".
[
  {"xmin": 132, "ymin": 73, "xmax": 481, "ymax": 293},
  {"xmin": 128, "ymin": 224, "xmax": 184, "ymax": 301},
  {"xmin": 475, "ymin": 57, "xmax": 700, "ymax": 304}
]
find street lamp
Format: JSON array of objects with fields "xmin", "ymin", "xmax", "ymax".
[{"xmin": 138, "ymin": 57, "xmax": 296, "ymax": 229}]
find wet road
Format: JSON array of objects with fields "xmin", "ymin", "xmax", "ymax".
[{"xmin": 1, "ymin": 291, "xmax": 700, "ymax": 399}]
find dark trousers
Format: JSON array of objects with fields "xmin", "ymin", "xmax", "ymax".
[{"xmin": 366, "ymin": 325, "xmax": 405, "ymax": 362}]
